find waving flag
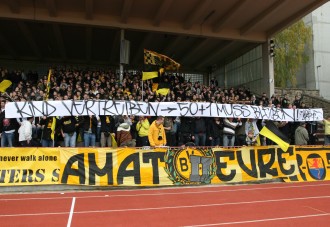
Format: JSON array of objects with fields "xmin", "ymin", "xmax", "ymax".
[
  {"xmin": 259, "ymin": 121, "xmax": 290, "ymax": 152},
  {"xmin": 0, "ymin": 80, "xmax": 12, "ymax": 93},
  {"xmin": 45, "ymin": 69, "xmax": 53, "ymax": 100},
  {"xmin": 142, "ymin": 49, "xmax": 180, "ymax": 81},
  {"xmin": 144, "ymin": 49, "xmax": 180, "ymax": 70}
]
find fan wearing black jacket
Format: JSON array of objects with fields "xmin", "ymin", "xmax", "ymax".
[
  {"xmin": 99, "ymin": 115, "xmax": 115, "ymax": 147},
  {"xmin": 207, "ymin": 117, "xmax": 223, "ymax": 146},
  {"xmin": 60, "ymin": 116, "xmax": 78, "ymax": 147},
  {"xmin": 0, "ymin": 108, "xmax": 17, "ymax": 147},
  {"xmin": 40, "ymin": 116, "xmax": 60, "ymax": 147},
  {"xmin": 82, "ymin": 115, "xmax": 98, "ymax": 147}
]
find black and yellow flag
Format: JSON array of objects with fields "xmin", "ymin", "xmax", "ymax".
[
  {"xmin": 144, "ymin": 49, "xmax": 180, "ymax": 70},
  {"xmin": 45, "ymin": 69, "xmax": 53, "ymax": 100},
  {"xmin": 259, "ymin": 121, "xmax": 290, "ymax": 152},
  {"xmin": 155, "ymin": 77, "xmax": 170, "ymax": 96},
  {"xmin": 142, "ymin": 49, "xmax": 180, "ymax": 81}
]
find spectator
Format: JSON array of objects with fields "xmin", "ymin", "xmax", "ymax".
[
  {"xmin": 293, "ymin": 95, "xmax": 302, "ymax": 108},
  {"xmin": 148, "ymin": 116, "xmax": 166, "ymax": 147},
  {"xmin": 235, "ymin": 118, "xmax": 246, "ymax": 146},
  {"xmin": 246, "ymin": 130, "xmax": 258, "ymax": 146},
  {"xmin": 130, "ymin": 115, "xmax": 138, "ymax": 141},
  {"xmin": 116, "ymin": 117, "xmax": 135, "ymax": 147},
  {"xmin": 192, "ymin": 117, "xmax": 207, "ymax": 146},
  {"xmin": 0, "ymin": 103, "xmax": 16, "ymax": 147},
  {"xmin": 82, "ymin": 115, "xmax": 98, "ymax": 147},
  {"xmin": 207, "ymin": 117, "xmax": 223, "ymax": 146},
  {"xmin": 223, "ymin": 118, "xmax": 242, "ymax": 147},
  {"xmin": 295, "ymin": 122, "xmax": 309, "ymax": 145},
  {"xmin": 306, "ymin": 121, "xmax": 318, "ymax": 145},
  {"xmin": 99, "ymin": 115, "xmax": 116, "ymax": 147},
  {"xmin": 281, "ymin": 94, "xmax": 289, "ymax": 108},
  {"xmin": 319, "ymin": 115, "xmax": 330, "ymax": 145},
  {"xmin": 245, "ymin": 118, "xmax": 259, "ymax": 138},
  {"xmin": 178, "ymin": 117, "xmax": 194, "ymax": 146},
  {"xmin": 136, "ymin": 116, "xmax": 150, "ymax": 147},
  {"xmin": 163, "ymin": 117, "xmax": 176, "ymax": 146},
  {"xmin": 60, "ymin": 116, "xmax": 78, "ymax": 147},
  {"xmin": 40, "ymin": 116, "xmax": 60, "ymax": 147},
  {"xmin": 18, "ymin": 117, "xmax": 34, "ymax": 146}
]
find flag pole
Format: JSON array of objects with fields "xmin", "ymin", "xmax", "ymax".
[
  {"xmin": 141, "ymin": 80, "xmax": 144, "ymax": 101},
  {"xmin": 45, "ymin": 69, "xmax": 53, "ymax": 101},
  {"xmin": 44, "ymin": 68, "xmax": 56, "ymax": 147}
]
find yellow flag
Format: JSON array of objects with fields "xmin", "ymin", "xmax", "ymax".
[
  {"xmin": 159, "ymin": 68, "xmax": 165, "ymax": 75},
  {"xmin": 142, "ymin": 71, "xmax": 158, "ymax": 81},
  {"xmin": 156, "ymin": 88, "xmax": 170, "ymax": 96},
  {"xmin": 111, "ymin": 134, "xmax": 117, "ymax": 148},
  {"xmin": 0, "ymin": 80, "xmax": 12, "ymax": 93},
  {"xmin": 45, "ymin": 69, "xmax": 53, "ymax": 100},
  {"xmin": 152, "ymin": 83, "xmax": 159, "ymax": 92},
  {"xmin": 50, "ymin": 117, "xmax": 56, "ymax": 141},
  {"xmin": 255, "ymin": 135, "xmax": 261, "ymax": 146}
]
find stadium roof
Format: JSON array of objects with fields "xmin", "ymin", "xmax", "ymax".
[{"xmin": 0, "ymin": 0, "xmax": 328, "ymax": 72}]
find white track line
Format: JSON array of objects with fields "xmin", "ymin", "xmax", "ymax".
[
  {"xmin": 1, "ymin": 195, "xmax": 330, "ymax": 218},
  {"xmin": 183, "ymin": 213, "xmax": 330, "ymax": 226},
  {"xmin": 1, "ymin": 182, "xmax": 330, "ymax": 201},
  {"xmin": 66, "ymin": 197, "xmax": 76, "ymax": 227}
]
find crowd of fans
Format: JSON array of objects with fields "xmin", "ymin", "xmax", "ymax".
[{"xmin": 0, "ymin": 67, "xmax": 329, "ymax": 148}]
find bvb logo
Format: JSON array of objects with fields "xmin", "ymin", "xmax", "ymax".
[{"xmin": 164, "ymin": 147, "xmax": 216, "ymax": 185}]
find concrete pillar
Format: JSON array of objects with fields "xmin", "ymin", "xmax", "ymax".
[
  {"xmin": 119, "ymin": 29, "xmax": 125, "ymax": 83},
  {"xmin": 262, "ymin": 41, "xmax": 275, "ymax": 97}
]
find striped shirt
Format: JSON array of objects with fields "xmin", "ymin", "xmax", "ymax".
[{"xmin": 223, "ymin": 118, "xmax": 242, "ymax": 135}]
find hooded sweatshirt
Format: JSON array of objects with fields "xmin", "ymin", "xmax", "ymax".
[{"xmin": 116, "ymin": 123, "xmax": 132, "ymax": 146}]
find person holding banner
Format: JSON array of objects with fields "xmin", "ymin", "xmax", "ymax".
[
  {"xmin": 82, "ymin": 115, "xmax": 98, "ymax": 147},
  {"xmin": 136, "ymin": 116, "xmax": 150, "ymax": 147},
  {"xmin": 223, "ymin": 118, "xmax": 242, "ymax": 147},
  {"xmin": 40, "ymin": 116, "xmax": 59, "ymax": 147},
  {"xmin": 99, "ymin": 115, "xmax": 116, "ymax": 147},
  {"xmin": 318, "ymin": 115, "xmax": 330, "ymax": 145},
  {"xmin": 60, "ymin": 116, "xmax": 78, "ymax": 147},
  {"xmin": 207, "ymin": 117, "xmax": 223, "ymax": 146},
  {"xmin": 295, "ymin": 122, "xmax": 309, "ymax": 145},
  {"xmin": 18, "ymin": 117, "xmax": 34, "ymax": 146},
  {"xmin": 0, "ymin": 100, "xmax": 17, "ymax": 147},
  {"xmin": 178, "ymin": 117, "xmax": 194, "ymax": 146}
]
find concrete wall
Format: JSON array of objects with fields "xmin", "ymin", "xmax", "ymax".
[
  {"xmin": 300, "ymin": 2, "xmax": 330, "ymax": 100},
  {"xmin": 275, "ymin": 87, "xmax": 330, "ymax": 117}
]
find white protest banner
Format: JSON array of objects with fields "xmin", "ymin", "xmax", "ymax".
[{"xmin": 5, "ymin": 100, "xmax": 323, "ymax": 122}]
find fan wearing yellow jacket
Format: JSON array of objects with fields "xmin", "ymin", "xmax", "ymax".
[
  {"xmin": 148, "ymin": 116, "xmax": 167, "ymax": 147},
  {"xmin": 136, "ymin": 116, "xmax": 150, "ymax": 146}
]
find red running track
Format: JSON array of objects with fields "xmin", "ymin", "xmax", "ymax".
[{"xmin": 1, "ymin": 181, "xmax": 330, "ymax": 226}]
